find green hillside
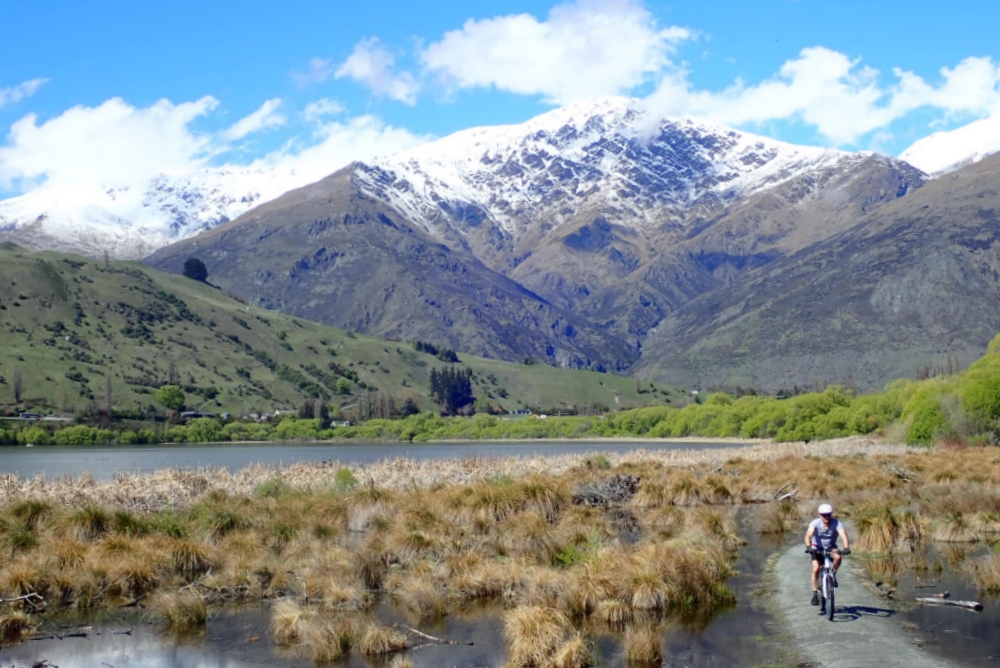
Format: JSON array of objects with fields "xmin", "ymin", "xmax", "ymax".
[{"xmin": 0, "ymin": 244, "xmax": 679, "ymax": 417}]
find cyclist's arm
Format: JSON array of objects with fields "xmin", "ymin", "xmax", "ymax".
[
  {"xmin": 805, "ymin": 524, "xmax": 815, "ymax": 548},
  {"xmin": 838, "ymin": 524, "xmax": 850, "ymax": 550}
]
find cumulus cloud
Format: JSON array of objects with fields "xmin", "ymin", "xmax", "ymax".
[
  {"xmin": 0, "ymin": 96, "xmax": 219, "ymax": 191},
  {"xmin": 335, "ymin": 38, "xmax": 420, "ymax": 105},
  {"xmin": 420, "ymin": 0, "xmax": 691, "ymax": 104},
  {"xmin": 0, "ymin": 78, "xmax": 48, "ymax": 108},
  {"xmin": 0, "ymin": 94, "xmax": 427, "ymax": 197},
  {"xmin": 642, "ymin": 48, "xmax": 1000, "ymax": 145},
  {"xmin": 223, "ymin": 98, "xmax": 286, "ymax": 140},
  {"xmin": 257, "ymin": 114, "xmax": 429, "ymax": 183}
]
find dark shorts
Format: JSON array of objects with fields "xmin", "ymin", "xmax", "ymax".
[{"xmin": 811, "ymin": 550, "xmax": 838, "ymax": 563}]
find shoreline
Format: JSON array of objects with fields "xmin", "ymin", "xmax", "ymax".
[
  {"xmin": 0, "ymin": 436, "xmax": 909, "ymax": 508},
  {"xmin": 2, "ymin": 435, "xmax": 773, "ymax": 448}
]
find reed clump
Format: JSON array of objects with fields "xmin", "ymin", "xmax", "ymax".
[
  {"xmin": 358, "ymin": 623, "xmax": 408, "ymax": 657},
  {"xmin": 0, "ymin": 612, "xmax": 35, "ymax": 645},
  {"xmin": 624, "ymin": 625, "xmax": 663, "ymax": 665},
  {"xmin": 503, "ymin": 605, "xmax": 574, "ymax": 667},
  {"xmin": 150, "ymin": 591, "xmax": 208, "ymax": 629}
]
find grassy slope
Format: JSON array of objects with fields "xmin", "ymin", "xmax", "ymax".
[{"xmin": 0, "ymin": 245, "xmax": 678, "ymax": 416}]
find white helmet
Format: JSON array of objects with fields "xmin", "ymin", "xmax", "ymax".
[{"xmin": 818, "ymin": 503, "xmax": 834, "ymax": 515}]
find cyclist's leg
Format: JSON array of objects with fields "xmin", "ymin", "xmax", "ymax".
[
  {"xmin": 832, "ymin": 552, "xmax": 842, "ymax": 573},
  {"xmin": 811, "ymin": 557, "xmax": 820, "ymax": 590}
]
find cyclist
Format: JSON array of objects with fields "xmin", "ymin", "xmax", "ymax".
[{"xmin": 805, "ymin": 503, "xmax": 850, "ymax": 606}]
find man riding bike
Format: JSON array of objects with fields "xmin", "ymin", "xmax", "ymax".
[{"xmin": 805, "ymin": 503, "xmax": 850, "ymax": 606}]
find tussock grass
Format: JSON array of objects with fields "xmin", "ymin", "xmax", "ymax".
[
  {"xmin": 270, "ymin": 599, "xmax": 313, "ymax": 645},
  {"xmin": 0, "ymin": 439, "xmax": 998, "ymax": 657},
  {"xmin": 503, "ymin": 605, "xmax": 573, "ymax": 667},
  {"xmin": 595, "ymin": 599, "xmax": 633, "ymax": 627},
  {"xmin": 932, "ymin": 512, "xmax": 983, "ymax": 543},
  {"xmin": 392, "ymin": 574, "xmax": 447, "ymax": 618},
  {"xmin": 624, "ymin": 625, "xmax": 663, "ymax": 665},
  {"xmin": 358, "ymin": 624, "xmax": 408, "ymax": 657},
  {"xmin": 171, "ymin": 540, "xmax": 215, "ymax": 579},
  {"xmin": 150, "ymin": 591, "xmax": 207, "ymax": 629},
  {"xmin": 852, "ymin": 500, "xmax": 922, "ymax": 553},
  {"xmin": 0, "ymin": 612, "xmax": 34, "ymax": 645},
  {"xmin": 966, "ymin": 552, "xmax": 1000, "ymax": 594},
  {"xmin": 553, "ymin": 633, "xmax": 592, "ymax": 668}
]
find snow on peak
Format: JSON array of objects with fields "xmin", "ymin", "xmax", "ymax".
[
  {"xmin": 900, "ymin": 115, "xmax": 1000, "ymax": 176},
  {"xmin": 354, "ymin": 95, "xmax": 851, "ymax": 239},
  {"xmin": 0, "ymin": 166, "xmax": 308, "ymax": 258}
]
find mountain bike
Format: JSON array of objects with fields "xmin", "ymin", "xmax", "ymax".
[{"xmin": 808, "ymin": 547, "xmax": 850, "ymax": 620}]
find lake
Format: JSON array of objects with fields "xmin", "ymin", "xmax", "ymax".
[{"xmin": 0, "ymin": 440, "xmax": 742, "ymax": 480}]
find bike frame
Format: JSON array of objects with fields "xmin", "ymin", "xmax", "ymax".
[{"xmin": 812, "ymin": 547, "xmax": 841, "ymax": 620}]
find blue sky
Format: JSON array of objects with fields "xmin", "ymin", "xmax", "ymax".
[{"xmin": 2, "ymin": 0, "xmax": 999, "ymax": 198}]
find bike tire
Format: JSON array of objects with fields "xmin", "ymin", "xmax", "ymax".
[{"xmin": 827, "ymin": 576, "xmax": 835, "ymax": 621}]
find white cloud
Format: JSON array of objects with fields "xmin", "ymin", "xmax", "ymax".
[
  {"xmin": 335, "ymin": 38, "xmax": 420, "ymax": 105},
  {"xmin": 0, "ymin": 96, "xmax": 219, "ymax": 191},
  {"xmin": 420, "ymin": 0, "xmax": 691, "ymax": 104},
  {"xmin": 304, "ymin": 98, "xmax": 345, "ymax": 121},
  {"xmin": 0, "ymin": 78, "xmax": 48, "ymax": 108},
  {"xmin": 642, "ymin": 48, "xmax": 1000, "ymax": 145},
  {"xmin": 223, "ymin": 98, "xmax": 286, "ymax": 140},
  {"xmin": 257, "ymin": 114, "xmax": 429, "ymax": 183},
  {"xmin": 0, "ymin": 94, "xmax": 427, "ymax": 197},
  {"xmin": 291, "ymin": 57, "xmax": 335, "ymax": 87}
]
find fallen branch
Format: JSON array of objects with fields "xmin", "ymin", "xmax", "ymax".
[
  {"xmin": 398, "ymin": 624, "xmax": 474, "ymax": 646},
  {"xmin": 773, "ymin": 482, "xmax": 795, "ymax": 499},
  {"xmin": 916, "ymin": 597, "xmax": 982, "ymax": 611},
  {"xmin": 0, "ymin": 592, "xmax": 44, "ymax": 606},
  {"xmin": 775, "ymin": 489, "xmax": 799, "ymax": 502}
]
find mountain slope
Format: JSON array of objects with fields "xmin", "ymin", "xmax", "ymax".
[
  {"xmin": 144, "ymin": 171, "xmax": 638, "ymax": 370},
  {"xmin": 636, "ymin": 151, "xmax": 1000, "ymax": 390},
  {"xmin": 147, "ymin": 98, "xmax": 924, "ymax": 370},
  {"xmin": 0, "ymin": 244, "xmax": 662, "ymax": 416}
]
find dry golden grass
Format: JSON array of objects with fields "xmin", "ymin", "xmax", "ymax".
[
  {"xmin": 0, "ymin": 438, "xmax": 998, "ymax": 659},
  {"xmin": 624, "ymin": 625, "xmax": 663, "ymax": 665},
  {"xmin": 150, "ymin": 591, "xmax": 208, "ymax": 629},
  {"xmin": 270, "ymin": 599, "xmax": 313, "ymax": 646},
  {"xmin": 503, "ymin": 605, "xmax": 574, "ymax": 667},
  {"xmin": 594, "ymin": 599, "xmax": 633, "ymax": 627},
  {"xmin": 358, "ymin": 623, "xmax": 408, "ymax": 657},
  {"xmin": 966, "ymin": 552, "xmax": 1000, "ymax": 595},
  {"xmin": 0, "ymin": 612, "xmax": 34, "ymax": 645},
  {"xmin": 552, "ymin": 633, "xmax": 592, "ymax": 668},
  {"xmin": 850, "ymin": 500, "xmax": 922, "ymax": 553}
]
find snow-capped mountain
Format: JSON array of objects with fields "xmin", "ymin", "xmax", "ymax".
[
  {"xmin": 3, "ymin": 95, "xmax": 915, "ymax": 259},
  {"xmin": 900, "ymin": 115, "xmax": 1000, "ymax": 176},
  {"xmin": 0, "ymin": 166, "xmax": 310, "ymax": 259},
  {"xmin": 353, "ymin": 96, "xmax": 861, "ymax": 243}
]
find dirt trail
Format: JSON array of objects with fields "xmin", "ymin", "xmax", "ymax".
[{"xmin": 773, "ymin": 542, "xmax": 953, "ymax": 668}]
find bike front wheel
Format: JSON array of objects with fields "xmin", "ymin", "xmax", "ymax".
[{"xmin": 826, "ymin": 574, "xmax": 835, "ymax": 621}]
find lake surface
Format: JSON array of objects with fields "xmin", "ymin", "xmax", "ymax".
[{"xmin": 0, "ymin": 440, "xmax": 741, "ymax": 481}]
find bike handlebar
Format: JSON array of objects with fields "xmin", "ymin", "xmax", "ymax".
[{"xmin": 806, "ymin": 547, "xmax": 851, "ymax": 556}]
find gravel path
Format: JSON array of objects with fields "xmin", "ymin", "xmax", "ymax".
[{"xmin": 773, "ymin": 542, "xmax": 953, "ymax": 668}]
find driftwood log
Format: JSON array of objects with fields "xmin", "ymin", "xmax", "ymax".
[{"xmin": 916, "ymin": 597, "xmax": 983, "ymax": 611}]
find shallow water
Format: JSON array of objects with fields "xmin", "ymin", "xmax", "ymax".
[
  {"xmin": 889, "ymin": 543, "xmax": 1000, "ymax": 665},
  {"xmin": 0, "ymin": 440, "xmax": 741, "ymax": 481},
  {"xmin": 0, "ymin": 519, "xmax": 785, "ymax": 668}
]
